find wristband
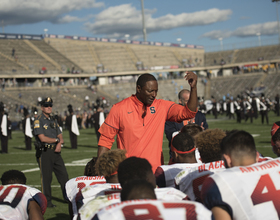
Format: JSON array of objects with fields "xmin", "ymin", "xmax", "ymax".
[{"xmin": 56, "ymin": 138, "xmax": 60, "ymax": 143}]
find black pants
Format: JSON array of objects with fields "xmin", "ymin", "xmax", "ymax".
[
  {"xmin": 69, "ymin": 131, "xmax": 77, "ymax": 149},
  {"xmin": 260, "ymin": 110, "xmax": 269, "ymax": 124},
  {"xmin": 39, "ymin": 148, "xmax": 69, "ymax": 205},
  {"xmin": 25, "ymin": 136, "xmax": 32, "ymax": 150},
  {"xmin": 1, "ymin": 135, "xmax": 8, "ymax": 153},
  {"xmin": 236, "ymin": 111, "xmax": 241, "ymax": 123},
  {"xmin": 228, "ymin": 112, "xmax": 235, "ymax": 119},
  {"xmin": 245, "ymin": 110, "xmax": 253, "ymax": 123},
  {"xmin": 94, "ymin": 126, "xmax": 101, "ymax": 143}
]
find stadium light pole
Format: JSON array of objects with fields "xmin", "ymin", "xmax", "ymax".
[
  {"xmin": 256, "ymin": 33, "xmax": 261, "ymax": 46},
  {"xmin": 141, "ymin": 0, "xmax": 147, "ymax": 42},
  {"xmin": 219, "ymin": 37, "xmax": 223, "ymax": 51},
  {"xmin": 272, "ymin": 0, "xmax": 280, "ymax": 44}
]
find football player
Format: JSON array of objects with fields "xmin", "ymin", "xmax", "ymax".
[
  {"xmin": 155, "ymin": 132, "xmax": 200, "ymax": 188},
  {"xmin": 175, "ymin": 129, "xmax": 226, "ymax": 202},
  {"xmin": 0, "ymin": 170, "xmax": 47, "ymax": 220},
  {"xmin": 65, "ymin": 157, "xmax": 106, "ymax": 219},
  {"xmin": 201, "ymin": 130, "xmax": 280, "ymax": 220}
]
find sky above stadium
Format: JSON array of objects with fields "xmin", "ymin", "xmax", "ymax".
[{"xmin": 1, "ymin": 0, "xmax": 279, "ymax": 49}]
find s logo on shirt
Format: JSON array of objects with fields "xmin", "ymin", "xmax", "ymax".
[{"xmin": 150, "ymin": 107, "xmax": 156, "ymax": 114}]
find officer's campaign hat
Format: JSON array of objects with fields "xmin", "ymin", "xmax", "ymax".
[{"xmin": 41, "ymin": 97, "xmax": 53, "ymax": 106}]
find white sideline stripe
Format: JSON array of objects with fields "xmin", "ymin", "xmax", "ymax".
[
  {"xmin": 22, "ymin": 164, "xmax": 87, "ymax": 173},
  {"xmin": 252, "ymin": 134, "xmax": 260, "ymax": 137},
  {"xmin": 0, "ymin": 163, "xmax": 38, "ymax": 165},
  {"xmin": 23, "ymin": 168, "xmax": 40, "ymax": 173},
  {"xmin": 21, "ymin": 158, "xmax": 93, "ymax": 173},
  {"xmin": 30, "ymin": 185, "xmax": 61, "ymax": 188},
  {"xmin": 8, "ymin": 150, "xmax": 97, "ymax": 154}
]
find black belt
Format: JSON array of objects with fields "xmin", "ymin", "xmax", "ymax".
[{"xmin": 44, "ymin": 144, "xmax": 56, "ymax": 150}]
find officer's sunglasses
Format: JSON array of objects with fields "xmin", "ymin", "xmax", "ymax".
[{"xmin": 43, "ymin": 104, "xmax": 53, "ymax": 108}]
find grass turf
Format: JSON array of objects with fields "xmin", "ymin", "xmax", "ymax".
[{"xmin": 0, "ymin": 111, "xmax": 279, "ymax": 219}]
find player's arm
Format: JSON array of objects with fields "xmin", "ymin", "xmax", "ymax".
[
  {"xmin": 28, "ymin": 200, "xmax": 44, "ymax": 220},
  {"xmin": 185, "ymin": 71, "xmax": 197, "ymax": 112},
  {"xmin": 212, "ymin": 207, "xmax": 231, "ymax": 220}
]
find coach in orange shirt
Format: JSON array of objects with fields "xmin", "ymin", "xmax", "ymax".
[{"xmin": 97, "ymin": 72, "xmax": 197, "ymax": 173}]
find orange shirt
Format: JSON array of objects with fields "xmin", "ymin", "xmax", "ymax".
[{"xmin": 98, "ymin": 95, "xmax": 197, "ymax": 173}]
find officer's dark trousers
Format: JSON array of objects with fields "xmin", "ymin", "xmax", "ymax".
[{"xmin": 39, "ymin": 148, "xmax": 69, "ymax": 205}]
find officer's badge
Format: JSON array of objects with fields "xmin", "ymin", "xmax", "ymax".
[
  {"xmin": 34, "ymin": 120, "xmax": 40, "ymax": 128},
  {"xmin": 43, "ymin": 124, "xmax": 48, "ymax": 129}
]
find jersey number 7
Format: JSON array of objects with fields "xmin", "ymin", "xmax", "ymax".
[{"xmin": 0, "ymin": 185, "xmax": 26, "ymax": 208}]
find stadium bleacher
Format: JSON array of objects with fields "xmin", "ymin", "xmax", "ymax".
[{"xmin": 0, "ymin": 36, "xmax": 279, "ymax": 123}]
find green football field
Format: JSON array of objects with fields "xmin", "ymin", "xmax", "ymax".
[{"xmin": 0, "ymin": 112, "xmax": 279, "ymax": 220}]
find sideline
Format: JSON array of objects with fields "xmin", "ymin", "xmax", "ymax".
[{"xmin": 19, "ymin": 158, "xmax": 93, "ymax": 173}]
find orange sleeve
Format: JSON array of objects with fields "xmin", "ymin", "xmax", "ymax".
[
  {"xmin": 166, "ymin": 103, "xmax": 197, "ymax": 123},
  {"xmin": 98, "ymin": 132, "xmax": 115, "ymax": 149}
]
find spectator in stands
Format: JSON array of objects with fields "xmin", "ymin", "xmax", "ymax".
[
  {"xmin": 201, "ymin": 130, "xmax": 280, "ymax": 220},
  {"xmin": 97, "ymin": 72, "xmax": 198, "ymax": 173},
  {"xmin": 1, "ymin": 79, "xmax": 5, "ymax": 92},
  {"xmin": 11, "ymin": 48, "xmax": 15, "ymax": 57}
]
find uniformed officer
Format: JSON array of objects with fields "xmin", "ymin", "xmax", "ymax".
[{"xmin": 33, "ymin": 97, "xmax": 69, "ymax": 208}]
